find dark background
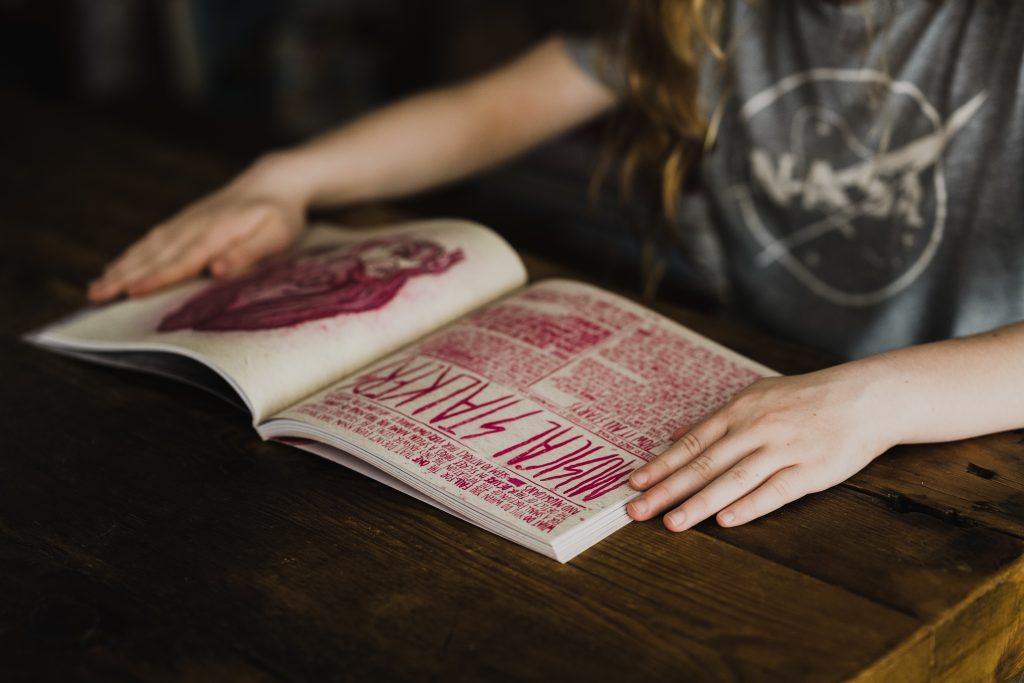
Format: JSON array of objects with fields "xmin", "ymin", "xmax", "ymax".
[{"xmin": 0, "ymin": 0, "xmax": 710, "ymax": 307}]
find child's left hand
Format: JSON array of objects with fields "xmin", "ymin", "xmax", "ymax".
[{"xmin": 626, "ymin": 365, "xmax": 899, "ymax": 530}]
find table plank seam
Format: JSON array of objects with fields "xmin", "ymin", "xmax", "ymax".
[{"xmin": 842, "ymin": 481, "xmax": 1024, "ymax": 541}]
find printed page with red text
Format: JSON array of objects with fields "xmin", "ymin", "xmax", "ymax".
[
  {"xmin": 261, "ymin": 279, "xmax": 773, "ymax": 561},
  {"xmin": 30, "ymin": 220, "xmax": 527, "ymax": 423}
]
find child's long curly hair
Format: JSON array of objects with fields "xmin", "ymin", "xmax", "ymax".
[
  {"xmin": 594, "ymin": 0, "xmax": 725, "ymax": 222},
  {"xmin": 586, "ymin": 0, "xmax": 726, "ymax": 298}
]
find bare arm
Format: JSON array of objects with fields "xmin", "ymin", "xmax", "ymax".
[
  {"xmin": 88, "ymin": 36, "xmax": 616, "ymax": 301},
  {"xmin": 289, "ymin": 36, "xmax": 617, "ymax": 206}
]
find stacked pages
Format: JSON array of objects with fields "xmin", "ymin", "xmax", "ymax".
[{"xmin": 30, "ymin": 219, "xmax": 770, "ymax": 561}]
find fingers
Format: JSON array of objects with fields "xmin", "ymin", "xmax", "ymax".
[
  {"xmin": 627, "ymin": 429, "xmax": 762, "ymax": 522},
  {"xmin": 670, "ymin": 423, "xmax": 694, "ymax": 440},
  {"xmin": 629, "ymin": 414, "xmax": 728, "ymax": 490},
  {"xmin": 88, "ymin": 226, "xmax": 179, "ymax": 301},
  {"xmin": 87, "ymin": 202, "xmax": 298, "ymax": 301},
  {"xmin": 716, "ymin": 466, "xmax": 806, "ymax": 527},
  {"xmin": 89, "ymin": 224, "xmax": 194, "ymax": 301},
  {"xmin": 124, "ymin": 212, "xmax": 261, "ymax": 296},
  {"xmin": 659, "ymin": 452, "xmax": 780, "ymax": 531},
  {"xmin": 209, "ymin": 216, "xmax": 292, "ymax": 278},
  {"xmin": 125, "ymin": 232, "xmax": 225, "ymax": 296},
  {"xmin": 109, "ymin": 225, "xmax": 204, "ymax": 296}
]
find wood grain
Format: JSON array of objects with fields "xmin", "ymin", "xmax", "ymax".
[{"xmin": 1, "ymin": 91, "xmax": 1022, "ymax": 682}]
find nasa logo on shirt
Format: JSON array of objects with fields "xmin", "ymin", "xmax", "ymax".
[{"xmin": 729, "ymin": 68, "xmax": 986, "ymax": 307}]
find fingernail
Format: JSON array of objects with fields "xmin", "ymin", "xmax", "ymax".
[
  {"xmin": 667, "ymin": 510, "xmax": 687, "ymax": 529},
  {"xmin": 629, "ymin": 498, "xmax": 648, "ymax": 516},
  {"xmin": 719, "ymin": 510, "xmax": 735, "ymax": 525},
  {"xmin": 630, "ymin": 471, "xmax": 649, "ymax": 487}
]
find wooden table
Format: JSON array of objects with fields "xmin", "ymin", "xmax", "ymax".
[{"xmin": 2, "ymin": 93, "xmax": 1022, "ymax": 682}]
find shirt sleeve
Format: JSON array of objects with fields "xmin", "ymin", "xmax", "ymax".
[{"xmin": 561, "ymin": 33, "xmax": 627, "ymax": 94}]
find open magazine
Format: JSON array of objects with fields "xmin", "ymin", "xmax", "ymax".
[{"xmin": 28, "ymin": 219, "xmax": 772, "ymax": 562}]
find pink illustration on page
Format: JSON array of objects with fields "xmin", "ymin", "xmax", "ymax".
[{"xmin": 157, "ymin": 236, "xmax": 464, "ymax": 332}]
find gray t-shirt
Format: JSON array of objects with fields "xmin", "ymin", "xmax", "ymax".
[{"xmin": 569, "ymin": 1, "xmax": 1024, "ymax": 359}]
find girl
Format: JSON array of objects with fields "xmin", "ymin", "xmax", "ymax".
[{"xmin": 86, "ymin": 2, "xmax": 1024, "ymax": 533}]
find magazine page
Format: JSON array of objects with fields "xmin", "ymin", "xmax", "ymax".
[
  {"xmin": 263, "ymin": 279, "xmax": 773, "ymax": 560},
  {"xmin": 30, "ymin": 219, "xmax": 527, "ymax": 422}
]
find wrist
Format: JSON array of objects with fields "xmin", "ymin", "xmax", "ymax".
[
  {"xmin": 822, "ymin": 356, "xmax": 908, "ymax": 452},
  {"xmin": 846, "ymin": 349, "xmax": 935, "ymax": 448},
  {"xmin": 231, "ymin": 150, "xmax": 315, "ymax": 209}
]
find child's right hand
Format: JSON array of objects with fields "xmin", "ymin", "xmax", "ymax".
[{"xmin": 87, "ymin": 159, "xmax": 306, "ymax": 303}]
